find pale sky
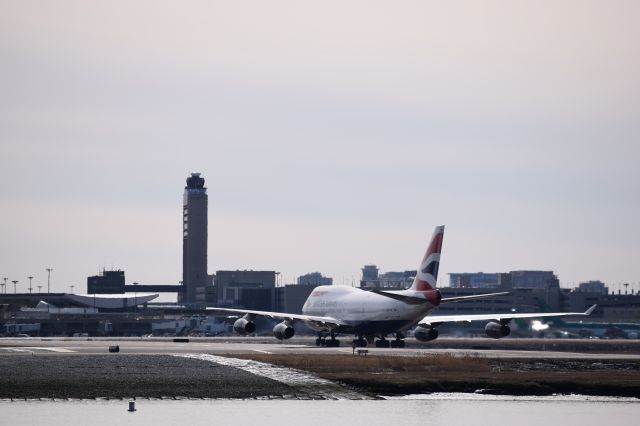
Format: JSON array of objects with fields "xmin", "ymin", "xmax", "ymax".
[{"xmin": 1, "ymin": 1, "xmax": 639, "ymax": 297}]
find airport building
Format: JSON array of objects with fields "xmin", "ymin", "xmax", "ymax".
[
  {"xmin": 86, "ymin": 270, "xmax": 182, "ymax": 295},
  {"xmin": 276, "ymin": 283, "xmax": 321, "ymax": 314},
  {"xmin": 360, "ymin": 265, "xmax": 417, "ymax": 290},
  {"xmin": 297, "ymin": 272, "xmax": 332, "ymax": 286},
  {"xmin": 87, "ymin": 270, "xmax": 126, "ymax": 294},
  {"xmin": 576, "ymin": 280, "xmax": 608, "ymax": 295},
  {"xmin": 443, "ymin": 271, "xmax": 561, "ymax": 313},
  {"xmin": 449, "ymin": 272, "xmax": 503, "ymax": 289},
  {"xmin": 182, "ymin": 172, "xmax": 209, "ymax": 305},
  {"xmin": 215, "ymin": 270, "xmax": 276, "ymax": 311},
  {"xmin": 510, "ymin": 270, "xmax": 559, "ymax": 290}
]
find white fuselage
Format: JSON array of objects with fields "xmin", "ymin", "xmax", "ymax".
[{"xmin": 301, "ymin": 285, "xmax": 436, "ymax": 335}]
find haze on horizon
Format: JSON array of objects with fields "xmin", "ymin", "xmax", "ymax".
[{"xmin": 1, "ymin": 1, "xmax": 638, "ymax": 297}]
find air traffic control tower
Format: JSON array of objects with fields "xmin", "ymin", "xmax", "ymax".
[{"xmin": 182, "ymin": 172, "xmax": 208, "ymax": 305}]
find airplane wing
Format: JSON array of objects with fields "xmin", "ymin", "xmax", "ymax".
[
  {"xmin": 418, "ymin": 304, "xmax": 597, "ymax": 327},
  {"xmin": 206, "ymin": 307, "xmax": 342, "ymax": 328}
]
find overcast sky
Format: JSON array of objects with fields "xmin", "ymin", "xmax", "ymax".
[{"xmin": 1, "ymin": 1, "xmax": 638, "ymax": 297}]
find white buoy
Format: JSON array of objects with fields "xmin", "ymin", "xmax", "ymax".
[{"xmin": 128, "ymin": 401, "xmax": 136, "ymax": 412}]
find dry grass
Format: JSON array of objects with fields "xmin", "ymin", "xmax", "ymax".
[
  {"xmin": 229, "ymin": 353, "xmax": 491, "ymax": 376},
  {"xmin": 225, "ymin": 352, "xmax": 640, "ymax": 397}
]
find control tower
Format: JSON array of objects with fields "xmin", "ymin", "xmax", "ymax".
[{"xmin": 182, "ymin": 172, "xmax": 208, "ymax": 304}]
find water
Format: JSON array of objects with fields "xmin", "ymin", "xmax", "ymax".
[{"xmin": 1, "ymin": 396, "xmax": 638, "ymax": 426}]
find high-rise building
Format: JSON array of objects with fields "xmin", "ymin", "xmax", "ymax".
[{"xmin": 182, "ymin": 172, "xmax": 208, "ymax": 305}]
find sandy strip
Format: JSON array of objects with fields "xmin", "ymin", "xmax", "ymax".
[{"xmin": 179, "ymin": 353, "xmax": 371, "ymax": 400}]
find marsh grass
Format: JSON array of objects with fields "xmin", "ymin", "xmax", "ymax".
[
  {"xmin": 226, "ymin": 352, "xmax": 640, "ymax": 396},
  {"xmin": 229, "ymin": 352, "xmax": 491, "ymax": 374}
]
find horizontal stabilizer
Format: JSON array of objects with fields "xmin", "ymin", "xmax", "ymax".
[
  {"xmin": 441, "ymin": 292, "xmax": 510, "ymax": 304},
  {"xmin": 370, "ymin": 290, "xmax": 429, "ymax": 305}
]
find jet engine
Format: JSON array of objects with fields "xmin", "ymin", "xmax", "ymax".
[
  {"xmin": 233, "ymin": 317, "xmax": 256, "ymax": 336},
  {"xmin": 485, "ymin": 322, "xmax": 511, "ymax": 339},
  {"xmin": 414, "ymin": 326, "xmax": 439, "ymax": 342},
  {"xmin": 273, "ymin": 322, "xmax": 295, "ymax": 340}
]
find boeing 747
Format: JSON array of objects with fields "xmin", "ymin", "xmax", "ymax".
[{"xmin": 210, "ymin": 226, "xmax": 596, "ymax": 347}]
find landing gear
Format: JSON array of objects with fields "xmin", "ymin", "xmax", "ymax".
[
  {"xmin": 325, "ymin": 338, "xmax": 340, "ymax": 347},
  {"xmin": 390, "ymin": 332, "xmax": 406, "ymax": 348},
  {"xmin": 390, "ymin": 339, "xmax": 405, "ymax": 348},
  {"xmin": 318, "ymin": 332, "xmax": 340, "ymax": 347},
  {"xmin": 352, "ymin": 334, "xmax": 367, "ymax": 347},
  {"xmin": 375, "ymin": 338, "xmax": 390, "ymax": 348},
  {"xmin": 327, "ymin": 331, "xmax": 340, "ymax": 347}
]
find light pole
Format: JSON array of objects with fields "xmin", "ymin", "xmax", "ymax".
[
  {"xmin": 28, "ymin": 276, "xmax": 34, "ymax": 294},
  {"xmin": 133, "ymin": 282, "xmax": 138, "ymax": 311},
  {"xmin": 46, "ymin": 268, "xmax": 53, "ymax": 294},
  {"xmin": 12, "ymin": 280, "xmax": 18, "ymax": 294},
  {"xmin": 2, "ymin": 277, "xmax": 6, "ymax": 294},
  {"xmin": 46, "ymin": 268, "xmax": 53, "ymax": 313},
  {"xmin": 38, "ymin": 285, "xmax": 42, "ymax": 293},
  {"xmin": 70, "ymin": 285, "xmax": 74, "ymax": 294}
]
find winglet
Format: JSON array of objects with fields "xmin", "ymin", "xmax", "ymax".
[{"xmin": 584, "ymin": 304, "xmax": 597, "ymax": 315}]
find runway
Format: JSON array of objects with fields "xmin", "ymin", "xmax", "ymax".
[{"xmin": 2, "ymin": 336, "xmax": 640, "ymax": 360}]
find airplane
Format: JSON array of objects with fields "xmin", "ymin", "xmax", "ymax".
[{"xmin": 209, "ymin": 226, "xmax": 597, "ymax": 348}]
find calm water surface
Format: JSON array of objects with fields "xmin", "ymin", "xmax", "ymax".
[{"xmin": 1, "ymin": 395, "xmax": 638, "ymax": 426}]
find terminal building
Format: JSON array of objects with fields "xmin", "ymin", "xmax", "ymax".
[
  {"xmin": 87, "ymin": 270, "xmax": 126, "ymax": 294},
  {"xmin": 215, "ymin": 270, "xmax": 276, "ymax": 311},
  {"xmin": 449, "ymin": 272, "xmax": 503, "ymax": 289},
  {"xmin": 359, "ymin": 265, "xmax": 417, "ymax": 290},
  {"xmin": 86, "ymin": 269, "xmax": 182, "ymax": 295},
  {"xmin": 297, "ymin": 272, "xmax": 332, "ymax": 286}
]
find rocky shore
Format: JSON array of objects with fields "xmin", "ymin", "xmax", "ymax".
[{"xmin": 0, "ymin": 355, "xmax": 292, "ymax": 400}]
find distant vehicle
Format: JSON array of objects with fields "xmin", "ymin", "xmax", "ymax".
[{"xmin": 210, "ymin": 226, "xmax": 596, "ymax": 347}]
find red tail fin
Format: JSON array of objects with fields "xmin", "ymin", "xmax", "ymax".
[{"xmin": 410, "ymin": 226, "xmax": 444, "ymax": 291}]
